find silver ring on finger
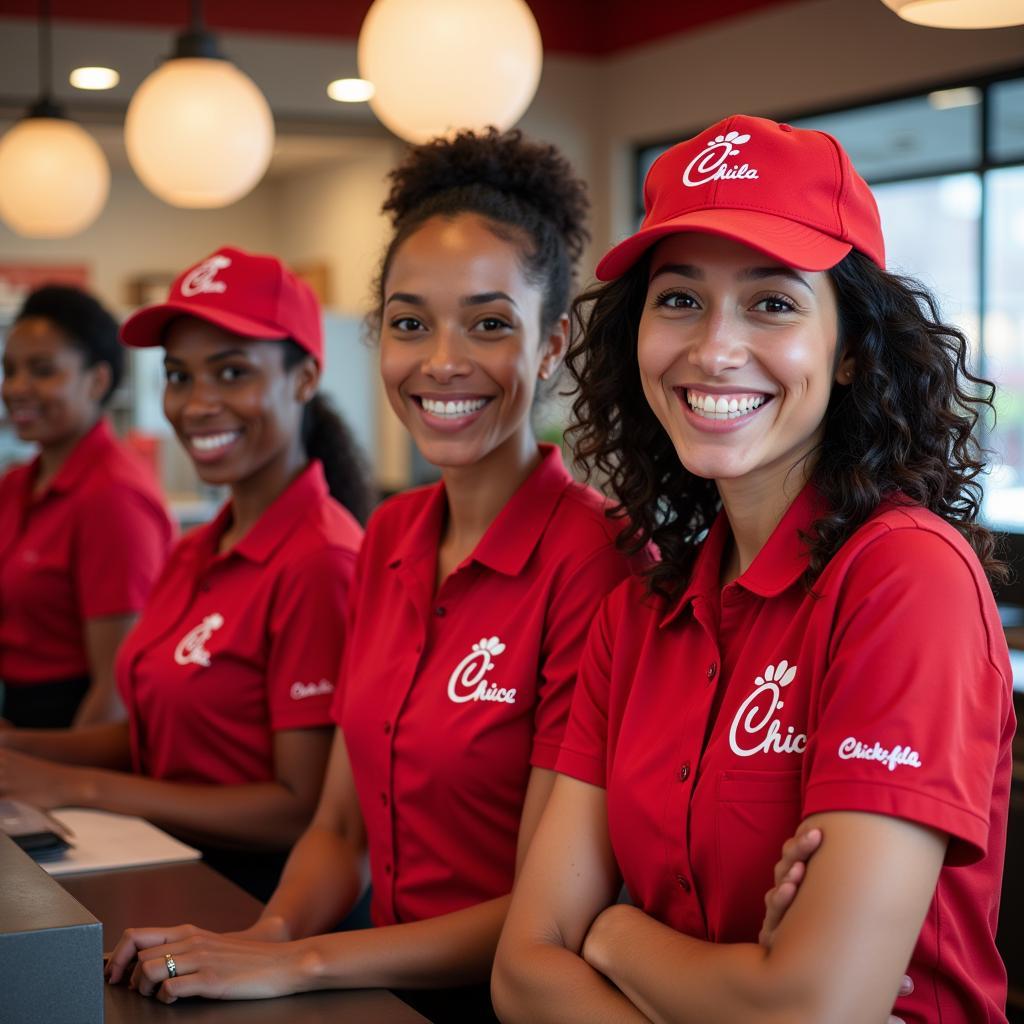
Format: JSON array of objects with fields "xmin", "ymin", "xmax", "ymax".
[{"xmin": 164, "ymin": 954, "xmax": 177, "ymax": 979}]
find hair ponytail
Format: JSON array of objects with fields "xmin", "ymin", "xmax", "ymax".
[
  {"xmin": 301, "ymin": 393, "xmax": 374, "ymax": 524},
  {"xmin": 281, "ymin": 340, "xmax": 375, "ymax": 524}
]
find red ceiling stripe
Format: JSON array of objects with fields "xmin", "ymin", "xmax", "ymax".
[{"xmin": 0, "ymin": 0, "xmax": 798, "ymax": 56}]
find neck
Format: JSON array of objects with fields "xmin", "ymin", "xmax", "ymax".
[
  {"xmin": 440, "ymin": 428, "xmax": 542, "ymax": 560},
  {"xmin": 716, "ymin": 459, "xmax": 814, "ymax": 585},
  {"xmin": 35, "ymin": 416, "xmax": 99, "ymax": 492},
  {"xmin": 223, "ymin": 441, "xmax": 308, "ymax": 549}
]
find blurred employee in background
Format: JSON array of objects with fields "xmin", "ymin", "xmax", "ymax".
[
  {"xmin": 0, "ymin": 285, "xmax": 173, "ymax": 728},
  {"xmin": 0, "ymin": 249, "xmax": 372, "ymax": 899}
]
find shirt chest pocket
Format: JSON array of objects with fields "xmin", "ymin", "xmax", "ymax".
[{"xmin": 707, "ymin": 768, "xmax": 803, "ymax": 944}]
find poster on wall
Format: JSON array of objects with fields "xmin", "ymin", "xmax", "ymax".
[{"xmin": 0, "ymin": 263, "xmax": 90, "ymax": 326}]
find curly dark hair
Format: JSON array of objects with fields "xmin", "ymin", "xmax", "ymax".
[
  {"xmin": 566, "ymin": 248, "xmax": 1005, "ymax": 597},
  {"xmin": 369, "ymin": 127, "xmax": 589, "ymax": 335},
  {"xmin": 15, "ymin": 284, "xmax": 123, "ymax": 404}
]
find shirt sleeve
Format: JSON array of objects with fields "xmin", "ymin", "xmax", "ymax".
[
  {"xmin": 802, "ymin": 526, "xmax": 1012, "ymax": 866},
  {"xmin": 531, "ymin": 544, "xmax": 630, "ymax": 771},
  {"xmin": 74, "ymin": 483, "xmax": 172, "ymax": 619},
  {"xmin": 551, "ymin": 581, "xmax": 628, "ymax": 787},
  {"xmin": 266, "ymin": 546, "xmax": 357, "ymax": 731}
]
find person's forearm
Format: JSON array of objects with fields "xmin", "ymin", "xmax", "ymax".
[
  {"xmin": 492, "ymin": 936, "xmax": 652, "ymax": 1024},
  {"xmin": 72, "ymin": 677, "xmax": 124, "ymax": 727},
  {"xmin": 68, "ymin": 769, "xmax": 315, "ymax": 849},
  {"xmin": 293, "ymin": 895, "xmax": 512, "ymax": 991},
  {"xmin": 584, "ymin": 905, "xmax": 814, "ymax": 1024},
  {"xmin": 257, "ymin": 823, "xmax": 365, "ymax": 940},
  {"xmin": 1, "ymin": 721, "xmax": 130, "ymax": 768}
]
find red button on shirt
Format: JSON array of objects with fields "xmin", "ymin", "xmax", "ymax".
[
  {"xmin": 334, "ymin": 444, "xmax": 634, "ymax": 926},
  {"xmin": 0, "ymin": 419, "xmax": 174, "ymax": 684},
  {"xmin": 557, "ymin": 484, "xmax": 1013, "ymax": 1023},
  {"xmin": 117, "ymin": 461, "xmax": 361, "ymax": 785}
]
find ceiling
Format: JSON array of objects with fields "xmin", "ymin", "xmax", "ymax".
[{"xmin": 0, "ymin": 0, "xmax": 801, "ymax": 57}]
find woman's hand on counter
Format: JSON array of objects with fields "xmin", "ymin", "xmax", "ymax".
[
  {"xmin": 107, "ymin": 923, "xmax": 314, "ymax": 1002},
  {"xmin": 0, "ymin": 748, "xmax": 93, "ymax": 807}
]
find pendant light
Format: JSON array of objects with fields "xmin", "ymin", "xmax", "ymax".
[
  {"xmin": 124, "ymin": 0, "xmax": 274, "ymax": 208},
  {"xmin": 881, "ymin": 0, "xmax": 1024, "ymax": 28},
  {"xmin": 358, "ymin": 0, "xmax": 543, "ymax": 144},
  {"xmin": 0, "ymin": 0, "xmax": 110, "ymax": 239}
]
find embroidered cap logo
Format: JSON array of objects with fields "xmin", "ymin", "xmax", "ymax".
[
  {"xmin": 180, "ymin": 255, "xmax": 232, "ymax": 297},
  {"xmin": 682, "ymin": 130, "xmax": 759, "ymax": 188}
]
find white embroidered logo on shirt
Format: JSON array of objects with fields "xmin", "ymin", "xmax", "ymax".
[
  {"xmin": 682, "ymin": 130, "xmax": 759, "ymax": 188},
  {"xmin": 838, "ymin": 737, "xmax": 922, "ymax": 772},
  {"xmin": 290, "ymin": 678, "xmax": 335, "ymax": 701},
  {"xmin": 728, "ymin": 660, "xmax": 807, "ymax": 757},
  {"xmin": 447, "ymin": 636, "xmax": 517, "ymax": 705},
  {"xmin": 173, "ymin": 613, "xmax": 224, "ymax": 668},
  {"xmin": 180, "ymin": 255, "xmax": 231, "ymax": 297}
]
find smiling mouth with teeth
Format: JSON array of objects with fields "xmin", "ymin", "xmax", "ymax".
[
  {"xmin": 685, "ymin": 390, "xmax": 769, "ymax": 420},
  {"xmin": 419, "ymin": 397, "xmax": 490, "ymax": 419},
  {"xmin": 190, "ymin": 430, "xmax": 242, "ymax": 452}
]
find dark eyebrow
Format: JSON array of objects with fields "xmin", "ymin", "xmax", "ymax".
[
  {"xmin": 739, "ymin": 266, "xmax": 813, "ymax": 290},
  {"xmin": 385, "ymin": 292, "xmax": 424, "ymax": 307},
  {"xmin": 650, "ymin": 263, "xmax": 703, "ymax": 281},
  {"xmin": 163, "ymin": 348, "xmax": 250, "ymax": 367},
  {"xmin": 461, "ymin": 291, "xmax": 517, "ymax": 308},
  {"xmin": 649, "ymin": 262, "xmax": 813, "ymax": 291}
]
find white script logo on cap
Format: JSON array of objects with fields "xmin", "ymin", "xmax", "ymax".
[
  {"xmin": 447, "ymin": 635, "xmax": 516, "ymax": 705},
  {"xmin": 683, "ymin": 130, "xmax": 759, "ymax": 188},
  {"xmin": 180, "ymin": 255, "xmax": 232, "ymax": 297},
  {"xmin": 174, "ymin": 612, "xmax": 224, "ymax": 668}
]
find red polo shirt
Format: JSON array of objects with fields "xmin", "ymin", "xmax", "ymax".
[
  {"xmin": 333, "ymin": 444, "xmax": 634, "ymax": 926},
  {"xmin": 0, "ymin": 419, "xmax": 173, "ymax": 684},
  {"xmin": 557, "ymin": 485, "xmax": 1013, "ymax": 1023},
  {"xmin": 117, "ymin": 461, "xmax": 361, "ymax": 785}
]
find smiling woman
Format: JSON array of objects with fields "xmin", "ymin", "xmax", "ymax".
[
  {"xmin": 0, "ymin": 286, "xmax": 174, "ymax": 727},
  {"xmin": 493, "ymin": 114, "xmax": 1014, "ymax": 1024},
  {"xmin": 0, "ymin": 249, "xmax": 371, "ymax": 901},
  {"xmin": 104, "ymin": 129, "xmax": 636, "ymax": 1023}
]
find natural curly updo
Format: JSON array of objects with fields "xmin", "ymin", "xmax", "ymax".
[{"xmin": 371, "ymin": 128, "xmax": 590, "ymax": 334}]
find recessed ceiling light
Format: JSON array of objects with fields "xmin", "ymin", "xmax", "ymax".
[
  {"xmin": 327, "ymin": 78, "xmax": 375, "ymax": 103},
  {"xmin": 70, "ymin": 67, "xmax": 120, "ymax": 90}
]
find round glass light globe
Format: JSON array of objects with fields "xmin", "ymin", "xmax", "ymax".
[
  {"xmin": 0, "ymin": 117, "xmax": 110, "ymax": 238},
  {"xmin": 358, "ymin": 0, "xmax": 542, "ymax": 143},
  {"xmin": 125, "ymin": 57, "xmax": 274, "ymax": 208},
  {"xmin": 882, "ymin": 0, "xmax": 1024, "ymax": 28}
]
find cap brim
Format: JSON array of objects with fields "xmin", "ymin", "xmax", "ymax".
[
  {"xmin": 595, "ymin": 208, "xmax": 853, "ymax": 280},
  {"xmin": 120, "ymin": 300, "xmax": 289, "ymax": 348}
]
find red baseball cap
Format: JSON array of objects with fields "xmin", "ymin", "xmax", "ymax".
[
  {"xmin": 596, "ymin": 114, "xmax": 885, "ymax": 280},
  {"xmin": 120, "ymin": 246, "xmax": 324, "ymax": 365}
]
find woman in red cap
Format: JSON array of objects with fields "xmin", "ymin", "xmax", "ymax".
[
  {"xmin": 0, "ymin": 285, "xmax": 173, "ymax": 727},
  {"xmin": 0, "ymin": 248, "xmax": 372, "ymax": 899},
  {"xmin": 493, "ymin": 115, "xmax": 1013, "ymax": 1023},
  {"xmin": 106, "ymin": 130, "xmax": 634, "ymax": 1019}
]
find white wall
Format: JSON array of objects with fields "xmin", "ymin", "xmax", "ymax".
[{"xmin": 0, "ymin": 168, "xmax": 277, "ymax": 314}]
